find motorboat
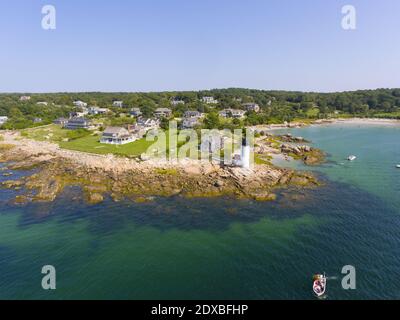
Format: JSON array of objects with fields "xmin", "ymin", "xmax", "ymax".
[
  {"xmin": 347, "ymin": 155, "xmax": 357, "ymax": 161},
  {"xmin": 313, "ymin": 274, "xmax": 327, "ymax": 297},
  {"xmin": 396, "ymin": 165, "xmax": 400, "ymax": 169}
]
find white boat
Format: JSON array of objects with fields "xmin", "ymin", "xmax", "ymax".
[
  {"xmin": 396, "ymin": 165, "xmax": 400, "ymax": 169},
  {"xmin": 347, "ymin": 155, "xmax": 357, "ymax": 161},
  {"xmin": 313, "ymin": 274, "xmax": 327, "ymax": 297}
]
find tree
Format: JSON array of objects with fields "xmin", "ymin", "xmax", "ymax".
[
  {"xmin": 160, "ymin": 117, "xmax": 170, "ymax": 130},
  {"xmin": 203, "ymin": 112, "xmax": 220, "ymax": 129}
]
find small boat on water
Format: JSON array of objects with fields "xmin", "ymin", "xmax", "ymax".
[
  {"xmin": 396, "ymin": 165, "xmax": 400, "ymax": 169},
  {"xmin": 313, "ymin": 274, "xmax": 327, "ymax": 297},
  {"xmin": 347, "ymin": 155, "xmax": 357, "ymax": 161}
]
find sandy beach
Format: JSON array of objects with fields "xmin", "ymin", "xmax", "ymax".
[
  {"xmin": 327, "ymin": 118, "xmax": 400, "ymax": 125},
  {"xmin": 250, "ymin": 117, "xmax": 400, "ymax": 133}
]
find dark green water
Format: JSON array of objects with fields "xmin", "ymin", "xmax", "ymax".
[{"xmin": 1, "ymin": 123, "xmax": 400, "ymax": 299}]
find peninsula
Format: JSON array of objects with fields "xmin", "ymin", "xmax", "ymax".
[{"xmin": 2, "ymin": 87, "xmax": 400, "ymax": 204}]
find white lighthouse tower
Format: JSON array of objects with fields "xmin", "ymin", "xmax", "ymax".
[{"xmin": 241, "ymin": 144, "xmax": 251, "ymax": 169}]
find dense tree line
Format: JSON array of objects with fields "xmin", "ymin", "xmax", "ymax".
[{"xmin": 1, "ymin": 88, "xmax": 400, "ymax": 129}]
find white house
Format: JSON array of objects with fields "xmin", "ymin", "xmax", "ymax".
[
  {"xmin": 182, "ymin": 110, "xmax": 203, "ymax": 129},
  {"xmin": 154, "ymin": 108, "xmax": 172, "ymax": 118},
  {"xmin": 20, "ymin": 96, "xmax": 31, "ymax": 101},
  {"xmin": 171, "ymin": 99, "xmax": 185, "ymax": 106},
  {"xmin": 230, "ymin": 109, "xmax": 246, "ymax": 118},
  {"xmin": 0, "ymin": 116, "xmax": 9, "ymax": 125},
  {"xmin": 69, "ymin": 110, "xmax": 88, "ymax": 118},
  {"xmin": 100, "ymin": 126, "xmax": 135, "ymax": 145},
  {"xmin": 242, "ymin": 103, "xmax": 260, "ymax": 113},
  {"xmin": 73, "ymin": 100, "xmax": 88, "ymax": 107},
  {"xmin": 88, "ymin": 106, "xmax": 110, "ymax": 115},
  {"xmin": 137, "ymin": 118, "xmax": 160, "ymax": 129},
  {"xmin": 219, "ymin": 109, "xmax": 246, "ymax": 119},
  {"xmin": 201, "ymin": 96, "xmax": 218, "ymax": 104},
  {"xmin": 183, "ymin": 110, "xmax": 203, "ymax": 118},
  {"xmin": 219, "ymin": 109, "xmax": 230, "ymax": 118},
  {"xmin": 130, "ymin": 108, "xmax": 142, "ymax": 117},
  {"xmin": 112, "ymin": 101, "xmax": 124, "ymax": 108},
  {"xmin": 182, "ymin": 118, "xmax": 201, "ymax": 129},
  {"xmin": 133, "ymin": 118, "xmax": 160, "ymax": 137}
]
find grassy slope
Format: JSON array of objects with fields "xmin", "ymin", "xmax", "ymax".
[
  {"xmin": 21, "ymin": 124, "xmax": 155, "ymax": 157},
  {"xmin": 59, "ymin": 135, "xmax": 154, "ymax": 157},
  {"xmin": 21, "ymin": 124, "xmax": 66, "ymax": 142},
  {"xmin": 19, "ymin": 125, "xmax": 259, "ymax": 161}
]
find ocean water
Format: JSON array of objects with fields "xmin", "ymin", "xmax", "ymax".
[{"xmin": 1, "ymin": 123, "xmax": 400, "ymax": 300}]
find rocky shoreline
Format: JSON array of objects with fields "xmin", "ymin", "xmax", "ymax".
[{"xmin": 0, "ymin": 131, "xmax": 321, "ymax": 205}]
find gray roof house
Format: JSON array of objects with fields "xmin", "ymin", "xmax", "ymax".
[
  {"xmin": 100, "ymin": 126, "xmax": 135, "ymax": 145},
  {"xmin": 219, "ymin": 109, "xmax": 246, "ymax": 119},
  {"xmin": 201, "ymin": 96, "xmax": 218, "ymax": 104},
  {"xmin": 183, "ymin": 110, "xmax": 202, "ymax": 118},
  {"xmin": 137, "ymin": 118, "xmax": 160, "ymax": 128},
  {"xmin": 112, "ymin": 101, "xmax": 124, "ymax": 108},
  {"xmin": 242, "ymin": 103, "xmax": 260, "ymax": 113},
  {"xmin": 73, "ymin": 100, "xmax": 87, "ymax": 107},
  {"xmin": 171, "ymin": 99, "xmax": 185, "ymax": 106},
  {"xmin": 229, "ymin": 109, "xmax": 246, "ymax": 118},
  {"xmin": 182, "ymin": 110, "xmax": 203, "ymax": 129},
  {"xmin": 154, "ymin": 108, "xmax": 172, "ymax": 118},
  {"xmin": 88, "ymin": 107, "xmax": 110, "ymax": 115},
  {"xmin": 133, "ymin": 118, "xmax": 160, "ymax": 138},
  {"xmin": 53, "ymin": 117, "xmax": 69, "ymax": 126},
  {"xmin": 130, "ymin": 108, "xmax": 142, "ymax": 117},
  {"xmin": 182, "ymin": 117, "xmax": 201, "ymax": 129},
  {"xmin": 64, "ymin": 117, "xmax": 94, "ymax": 130}
]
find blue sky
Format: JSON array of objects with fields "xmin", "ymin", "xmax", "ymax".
[{"xmin": 0, "ymin": 0, "xmax": 399, "ymax": 92}]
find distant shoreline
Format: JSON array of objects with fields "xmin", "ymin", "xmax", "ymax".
[
  {"xmin": 327, "ymin": 117, "xmax": 400, "ymax": 125},
  {"xmin": 251, "ymin": 117, "xmax": 400, "ymax": 132}
]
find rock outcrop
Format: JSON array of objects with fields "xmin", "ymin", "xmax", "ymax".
[{"xmin": 0, "ymin": 131, "xmax": 321, "ymax": 205}]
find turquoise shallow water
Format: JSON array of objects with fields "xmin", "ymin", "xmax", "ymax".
[
  {"xmin": 274, "ymin": 123, "xmax": 400, "ymax": 209},
  {"xmin": 1, "ymin": 123, "xmax": 400, "ymax": 299}
]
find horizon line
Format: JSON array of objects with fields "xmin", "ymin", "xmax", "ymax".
[{"xmin": 0, "ymin": 87, "xmax": 399, "ymax": 95}]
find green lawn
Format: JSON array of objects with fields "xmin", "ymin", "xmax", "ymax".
[
  {"xmin": 21, "ymin": 124, "xmax": 69, "ymax": 142},
  {"xmin": 20, "ymin": 125, "xmax": 246, "ymax": 159},
  {"xmin": 59, "ymin": 134, "xmax": 155, "ymax": 157},
  {"xmin": 254, "ymin": 153, "xmax": 272, "ymax": 165},
  {"xmin": 59, "ymin": 131, "xmax": 204, "ymax": 158},
  {"xmin": 20, "ymin": 124, "xmax": 155, "ymax": 157}
]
